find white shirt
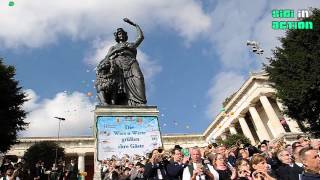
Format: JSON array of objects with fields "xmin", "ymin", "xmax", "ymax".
[
  {"xmin": 182, "ymin": 163, "xmax": 219, "ymax": 180},
  {"xmin": 0, "ymin": 176, "xmax": 20, "ymax": 180},
  {"xmin": 295, "ymin": 162, "xmax": 304, "ymax": 168}
]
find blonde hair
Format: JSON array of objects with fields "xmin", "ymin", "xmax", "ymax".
[{"xmin": 250, "ymin": 154, "xmax": 266, "ymax": 170}]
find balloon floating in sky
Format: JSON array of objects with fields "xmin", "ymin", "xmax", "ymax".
[
  {"xmin": 8, "ymin": 1, "xmax": 14, "ymax": 6},
  {"xmin": 186, "ymin": 125, "xmax": 190, "ymax": 129},
  {"xmin": 137, "ymin": 117, "xmax": 143, "ymax": 124},
  {"xmin": 87, "ymin": 92, "xmax": 93, "ymax": 97}
]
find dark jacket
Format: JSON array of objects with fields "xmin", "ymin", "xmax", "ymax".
[
  {"xmin": 300, "ymin": 172, "xmax": 320, "ymax": 180},
  {"xmin": 144, "ymin": 161, "xmax": 168, "ymax": 180},
  {"xmin": 276, "ymin": 163, "xmax": 304, "ymax": 180},
  {"xmin": 66, "ymin": 163, "xmax": 78, "ymax": 180},
  {"xmin": 166, "ymin": 160, "xmax": 187, "ymax": 180}
]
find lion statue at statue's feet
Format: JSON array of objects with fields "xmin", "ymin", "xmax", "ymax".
[{"xmin": 95, "ymin": 60, "xmax": 126, "ymax": 105}]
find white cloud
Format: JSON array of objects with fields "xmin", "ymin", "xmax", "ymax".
[
  {"xmin": 23, "ymin": 89, "xmax": 40, "ymax": 112},
  {"xmin": 84, "ymin": 38, "xmax": 114, "ymax": 66},
  {"xmin": 137, "ymin": 51, "xmax": 162, "ymax": 82},
  {"xmin": 0, "ymin": 0, "xmax": 211, "ymax": 48},
  {"xmin": 21, "ymin": 90, "xmax": 95, "ymax": 137},
  {"xmin": 208, "ymin": 0, "xmax": 268, "ymax": 69},
  {"xmin": 206, "ymin": 71, "xmax": 246, "ymax": 118}
]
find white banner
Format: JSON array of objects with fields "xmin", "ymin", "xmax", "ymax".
[{"xmin": 96, "ymin": 116, "xmax": 162, "ymax": 161}]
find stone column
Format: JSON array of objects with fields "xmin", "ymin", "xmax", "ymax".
[
  {"xmin": 276, "ymin": 100, "xmax": 301, "ymax": 133},
  {"xmin": 229, "ymin": 124, "xmax": 237, "ymax": 135},
  {"xmin": 238, "ymin": 117, "xmax": 256, "ymax": 145},
  {"xmin": 78, "ymin": 153, "xmax": 85, "ymax": 173},
  {"xmin": 249, "ymin": 106, "xmax": 271, "ymax": 141},
  {"xmin": 259, "ymin": 96, "xmax": 285, "ymax": 137}
]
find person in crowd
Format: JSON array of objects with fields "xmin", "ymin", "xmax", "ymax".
[
  {"xmin": 13, "ymin": 163, "xmax": 24, "ymax": 180},
  {"xmin": 32, "ymin": 161, "xmax": 42, "ymax": 180},
  {"xmin": 183, "ymin": 147, "xmax": 216, "ymax": 180},
  {"xmin": 259, "ymin": 142, "xmax": 268, "ymax": 155},
  {"xmin": 58, "ymin": 160, "xmax": 66, "ymax": 180},
  {"xmin": 299, "ymin": 136, "xmax": 311, "ymax": 147},
  {"xmin": 120, "ymin": 167, "xmax": 131, "ymax": 180},
  {"xmin": 100, "ymin": 160, "xmax": 109, "ymax": 180},
  {"xmin": 39, "ymin": 161, "xmax": 46, "ymax": 180},
  {"xmin": 250, "ymin": 154, "xmax": 276, "ymax": 180},
  {"xmin": 217, "ymin": 145, "xmax": 227, "ymax": 156},
  {"xmin": 227, "ymin": 146, "xmax": 238, "ymax": 167},
  {"xmin": 299, "ymin": 147, "xmax": 320, "ymax": 179},
  {"xmin": 211, "ymin": 153, "xmax": 236, "ymax": 180},
  {"xmin": 276, "ymin": 150, "xmax": 303, "ymax": 180},
  {"xmin": 206, "ymin": 144, "xmax": 215, "ymax": 154},
  {"xmin": 238, "ymin": 148, "xmax": 250, "ymax": 161},
  {"xmin": 105, "ymin": 161, "xmax": 122, "ymax": 180},
  {"xmin": 297, "ymin": 135, "xmax": 305, "ymax": 144},
  {"xmin": 0, "ymin": 158, "xmax": 13, "ymax": 177},
  {"xmin": 65, "ymin": 159, "xmax": 78, "ymax": 180},
  {"xmin": 130, "ymin": 162, "xmax": 144, "ymax": 180},
  {"xmin": 166, "ymin": 148, "xmax": 189, "ymax": 180},
  {"xmin": 143, "ymin": 148, "xmax": 169, "ymax": 180},
  {"xmin": 0, "ymin": 166, "xmax": 20, "ymax": 180},
  {"xmin": 292, "ymin": 142, "xmax": 304, "ymax": 168},
  {"xmin": 235, "ymin": 159, "xmax": 251, "ymax": 180},
  {"xmin": 285, "ymin": 144, "xmax": 293, "ymax": 155},
  {"xmin": 297, "ymin": 135, "xmax": 312, "ymax": 147},
  {"xmin": 245, "ymin": 144, "xmax": 260, "ymax": 158},
  {"xmin": 50, "ymin": 163, "xmax": 59, "ymax": 180},
  {"xmin": 310, "ymin": 140, "xmax": 320, "ymax": 150}
]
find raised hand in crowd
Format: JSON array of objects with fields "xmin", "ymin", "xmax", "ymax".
[{"xmin": 252, "ymin": 170, "xmax": 276, "ymax": 180}]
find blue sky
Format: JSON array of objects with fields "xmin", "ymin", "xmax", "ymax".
[{"xmin": 0, "ymin": 0, "xmax": 319, "ymax": 137}]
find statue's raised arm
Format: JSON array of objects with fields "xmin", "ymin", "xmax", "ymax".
[{"xmin": 123, "ymin": 18, "xmax": 144, "ymax": 48}]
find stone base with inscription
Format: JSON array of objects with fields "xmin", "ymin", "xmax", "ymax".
[{"xmin": 93, "ymin": 105, "xmax": 160, "ymax": 180}]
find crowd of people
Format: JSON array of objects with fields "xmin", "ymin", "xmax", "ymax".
[
  {"xmin": 1, "ymin": 135, "xmax": 319, "ymax": 180},
  {"xmin": 0, "ymin": 158, "xmax": 79, "ymax": 180},
  {"xmin": 99, "ymin": 135, "xmax": 320, "ymax": 180}
]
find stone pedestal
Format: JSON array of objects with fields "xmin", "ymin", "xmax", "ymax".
[{"xmin": 93, "ymin": 105, "xmax": 160, "ymax": 180}]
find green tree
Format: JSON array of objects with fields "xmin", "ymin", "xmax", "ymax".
[
  {"xmin": 265, "ymin": 8, "xmax": 320, "ymax": 135},
  {"xmin": 217, "ymin": 134, "xmax": 251, "ymax": 148},
  {"xmin": 0, "ymin": 59, "xmax": 28, "ymax": 153},
  {"xmin": 23, "ymin": 141, "xmax": 65, "ymax": 168}
]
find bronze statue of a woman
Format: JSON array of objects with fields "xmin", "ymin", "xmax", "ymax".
[{"xmin": 96, "ymin": 18, "xmax": 147, "ymax": 106}]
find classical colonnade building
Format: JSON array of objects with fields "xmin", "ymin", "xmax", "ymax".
[
  {"xmin": 203, "ymin": 72, "xmax": 301, "ymax": 144},
  {"xmin": 6, "ymin": 72, "xmax": 303, "ymax": 179}
]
